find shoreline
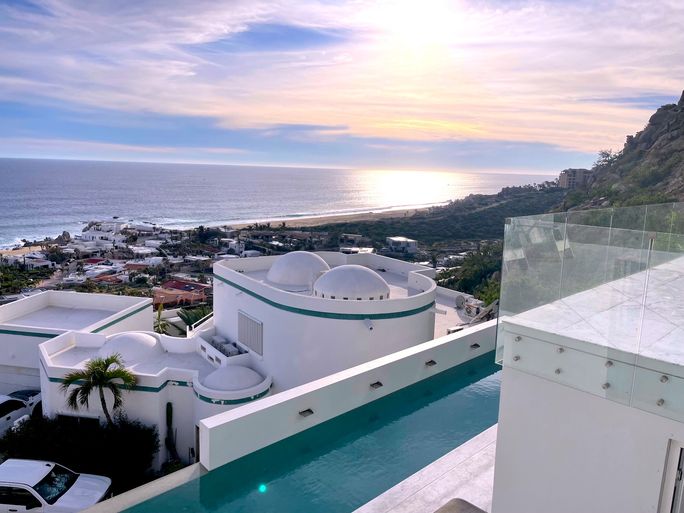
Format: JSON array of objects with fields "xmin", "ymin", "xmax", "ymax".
[
  {"xmin": 228, "ymin": 204, "xmax": 436, "ymax": 230},
  {"xmin": 0, "ymin": 202, "xmax": 445, "ymax": 254}
]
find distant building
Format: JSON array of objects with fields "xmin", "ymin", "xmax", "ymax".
[
  {"xmin": 558, "ymin": 168, "xmax": 593, "ymax": 189},
  {"xmin": 386, "ymin": 236, "xmax": 418, "ymax": 254}
]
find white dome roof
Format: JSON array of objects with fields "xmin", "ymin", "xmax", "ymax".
[
  {"xmin": 313, "ymin": 265, "xmax": 390, "ymax": 300},
  {"xmin": 202, "ymin": 366, "xmax": 264, "ymax": 391},
  {"xmin": 98, "ymin": 332, "xmax": 163, "ymax": 365},
  {"xmin": 266, "ymin": 251, "xmax": 330, "ymax": 291}
]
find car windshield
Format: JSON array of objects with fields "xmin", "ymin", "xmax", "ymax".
[
  {"xmin": 33, "ymin": 464, "xmax": 78, "ymax": 504},
  {"xmin": 8, "ymin": 390, "xmax": 38, "ymax": 401}
]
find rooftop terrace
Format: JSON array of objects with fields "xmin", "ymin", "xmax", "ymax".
[
  {"xmin": 497, "ymin": 202, "xmax": 684, "ymax": 422},
  {"xmin": 0, "ymin": 290, "xmax": 151, "ymax": 334}
]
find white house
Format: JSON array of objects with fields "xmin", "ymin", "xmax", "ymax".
[
  {"xmin": 39, "ymin": 330, "xmax": 270, "ymax": 468},
  {"xmin": 386, "ymin": 236, "xmax": 418, "ymax": 254},
  {"xmin": 208, "ymin": 251, "xmax": 438, "ymax": 392},
  {"xmin": 0, "ymin": 291, "xmax": 151, "ymax": 393}
]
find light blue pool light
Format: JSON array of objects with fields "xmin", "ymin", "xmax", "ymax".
[{"xmin": 258, "ymin": 484, "xmax": 268, "ymax": 493}]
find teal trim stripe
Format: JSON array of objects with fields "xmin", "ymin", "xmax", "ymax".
[
  {"xmin": 51, "ymin": 374, "xmax": 267, "ymax": 404},
  {"xmin": 0, "ymin": 328, "xmax": 56, "ymax": 338},
  {"xmin": 91, "ymin": 303, "xmax": 152, "ymax": 333},
  {"xmin": 49, "ymin": 376, "xmax": 192, "ymax": 393},
  {"xmin": 194, "ymin": 387, "xmax": 270, "ymax": 405},
  {"xmin": 213, "ymin": 274, "xmax": 435, "ymax": 320}
]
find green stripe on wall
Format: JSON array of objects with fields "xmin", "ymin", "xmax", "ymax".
[
  {"xmin": 194, "ymin": 387, "xmax": 270, "ymax": 405},
  {"xmin": 0, "ymin": 329, "xmax": 56, "ymax": 338},
  {"xmin": 91, "ymin": 303, "xmax": 152, "ymax": 333},
  {"xmin": 213, "ymin": 274, "xmax": 434, "ymax": 320},
  {"xmin": 50, "ymin": 376, "xmax": 267, "ymax": 404}
]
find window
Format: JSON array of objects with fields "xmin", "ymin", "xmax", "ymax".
[
  {"xmin": 34, "ymin": 464, "xmax": 78, "ymax": 504},
  {"xmin": 0, "ymin": 486, "xmax": 42, "ymax": 508},
  {"xmin": 661, "ymin": 440, "xmax": 684, "ymax": 513},
  {"xmin": 0, "ymin": 399, "xmax": 24, "ymax": 417},
  {"xmin": 238, "ymin": 311, "xmax": 263, "ymax": 356}
]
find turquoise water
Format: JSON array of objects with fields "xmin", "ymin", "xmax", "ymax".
[{"xmin": 128, "ymin": 353, "xmax": 500, "ymax": 513}]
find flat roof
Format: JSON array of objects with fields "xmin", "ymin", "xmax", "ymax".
[
  {"xmin": 49, "ymin": 344, "xmax": 215, "ymax": 378},
  {"xmin": 4, "ymin": 306, "xmax": 117, "ymax": 330},
  {"xmin": 509, "ymin": 256, "xmax": 684, "ymax": 366},
  {"xmin": 0, "ymin": 291, "xmax": 151, "ymax": 333}
]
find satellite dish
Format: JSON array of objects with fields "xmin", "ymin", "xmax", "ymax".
[{"xmin": 455, "ymin": 295, "xmax": 465, "ymax": 309}]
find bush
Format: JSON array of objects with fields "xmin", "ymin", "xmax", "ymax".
[{"xmin": 0, "ymin": 414, "xmax": 159, "ymax": 494}]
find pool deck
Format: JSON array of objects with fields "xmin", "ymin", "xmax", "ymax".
[{"xmin": 354, "ymin": 425, "xmax": 497, "ymax": 513}]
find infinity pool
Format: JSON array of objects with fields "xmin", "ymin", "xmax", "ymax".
[{"xmin": 128, "ymin": 352, "xmax": 501, "ymax": 513}]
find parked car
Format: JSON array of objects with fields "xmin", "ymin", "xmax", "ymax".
[
  {"xmin": 0, "ymin": 459, "xmax": 111, "ymax": 512},
  {"xmin": 0, "ymin": 390, "xmax": 41, "ymax": 437}
]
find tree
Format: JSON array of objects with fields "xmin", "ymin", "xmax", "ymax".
[
  {"xmin": 154, "ymin": 304, "xmax": 169, "ymax": 334},
  {"xmin": 60, "ymin": 354, "xmax": 137, "ymax": 426}
]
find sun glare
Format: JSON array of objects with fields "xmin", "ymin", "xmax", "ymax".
[{"xmin": 378, "ymin": 0, "xmax": 460, "ymax": 48}]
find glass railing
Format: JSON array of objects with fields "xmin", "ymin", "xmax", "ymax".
[{"xmin": 496, "ymin": 202, "xmax": 684, "ymax": 420}]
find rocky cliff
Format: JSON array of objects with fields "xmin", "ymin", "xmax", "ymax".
[{"xmin": 565, "ymin": 90, "xmax": 684, "ymax": 209}]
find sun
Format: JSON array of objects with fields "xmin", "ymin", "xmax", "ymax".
[{"xmin": 376, "ymin": 0, "xmax": 461, "ymax": 49}]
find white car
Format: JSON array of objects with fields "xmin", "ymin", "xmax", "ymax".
[
  {"xmin": 0, "ymin": 391, "xmax": 41, "ymax": 437},
  {"xmin": 0, "ymin": 459, "xmax": 111, "ymax": 512}
]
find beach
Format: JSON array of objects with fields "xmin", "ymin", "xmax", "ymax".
[{"xmin": 230, "ymin": 206, "xmax": 427, "ymax": 229}]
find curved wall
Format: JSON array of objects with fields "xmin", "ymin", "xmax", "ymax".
[{"xmin": 213, "ymin": 254, "xmax": 436, "ymax": 392}]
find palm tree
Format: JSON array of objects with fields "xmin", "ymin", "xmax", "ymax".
[
  {"xmin": 60, "ymin": 354, "xmax": 136, "ymax": 426},
  {"xmin": 154, "ymin": 304, "xmax": 169, "ymax": 334}
]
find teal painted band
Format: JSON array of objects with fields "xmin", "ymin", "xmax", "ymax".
[
  {"xmin": 194, "ymin": 387, "xmax": 270, "ymax": 405},
  {"xmin": 51, "ymin": 374, "xmax": 267, "ymax": 404},
  {"xmin": 91, "ymin": 303, "xmax": 152, "ymax": 333},
  {"xmin": 50, "ymin": 376, "xmax": 192, "ymax": 393},
  {"xmin": 0, "ymin": 328, "xmax": 56, "ymax": 338},
  {"xmin": 213, "ymin": 274, "xmax": 435, "ymax": 320}
]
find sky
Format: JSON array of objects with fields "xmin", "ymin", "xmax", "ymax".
[{"xmin": 0, "ymin": 0, "xmax": 682, "ymax": 173}]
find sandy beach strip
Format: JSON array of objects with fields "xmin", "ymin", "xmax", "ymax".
[
  {"xmin": 230, "ymin": 206, "xmax": 430, "ymax": 230},
  {"xmin": 0, "ymin": 243, "xmax": 48, "ymax": 257}
]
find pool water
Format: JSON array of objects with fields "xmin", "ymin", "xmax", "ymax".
[{"xmin": 128, "ymin": 352, "xmax": 501, "ymax": 513}]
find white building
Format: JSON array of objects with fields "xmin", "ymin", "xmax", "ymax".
[
  {"xmin": 0, "ymin": 291, "xmax": 151, "ymax": 393},
  {"xmin": 386, "ymin": 236, "xmax": 418, "ymax": 254},
  {"xmin": 492, "ymin": 204, "xmax": 684, "ymax": 513},
  {"xmin": 208, "ymin": 251, "xmax": 438, "ymax": 392},
  {"xmin": 39, "ymin": 330, "xmax": 271, "ymax": 468}
]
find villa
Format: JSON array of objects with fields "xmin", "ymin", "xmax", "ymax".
[
  {"xmin": 33, "ymin": 251, "xmax": 486, "ymax": 472},
  {"xmin": 64, "ymin": 201, "xmax": 684, "ymax": 513}
]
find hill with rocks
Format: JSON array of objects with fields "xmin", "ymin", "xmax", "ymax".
[{"xmin": 564, "ymin": 91, "xmax": 684, "ymax": 209}]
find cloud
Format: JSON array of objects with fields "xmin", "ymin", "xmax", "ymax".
[{"xmin": 0, "ymin": 0, "xmax": 682, "ymax": 159}]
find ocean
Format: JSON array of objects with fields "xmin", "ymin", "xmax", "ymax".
[{"xmin": 0, "ymin": 158, "xmax": 554, "ymax": 248}]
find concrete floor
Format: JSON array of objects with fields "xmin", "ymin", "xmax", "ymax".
[{"xmin": 354, "ymin": 425, "xmax": 497, "ymax": 513}]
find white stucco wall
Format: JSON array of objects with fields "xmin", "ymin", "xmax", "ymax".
[
  {"xmin": 213, "ymin": 254, "xmax": 437, "ymax": 392},
  {"xmin": 492, "ymin": 366, "xmax": 684, "ymax": 513},
  {"xmin": 200, "ymin": 320, "xmax": 496, "ymax": 470}
]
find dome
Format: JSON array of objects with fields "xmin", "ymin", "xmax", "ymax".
[
  {"xmin": 202, "ymin": 366, "xmax": 264, "ymax": 391},
  {"xmin": 313, "ymin": 265, "xmax": 391, "ymax": 301},
  {"xmin": 98, "ymin": 332, "xmax": 163, "ymax": 365},
  {"xmin": 266, "ymin": 251, "xmax": 330, "ymax": 291}
]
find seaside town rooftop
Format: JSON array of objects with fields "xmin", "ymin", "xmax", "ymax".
[
  {"xmin": 0, "ymin": 290, "xmax": 151, "ymax": 333},
  {"xmin": 215, "ymin": 251, "xmax": 475, "ymax": 339}
]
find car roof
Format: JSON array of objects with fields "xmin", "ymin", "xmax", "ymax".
[
  {"xmin": 8, "ymin": 390, "xmax": 39, "ymax": 400},
  {"xmin": 0, "ymin": 460, "xmax": 54, "ymax": 486},
  {"xmin": 0, "ymin": 395, "xmax": 25, "ymax": 404}
]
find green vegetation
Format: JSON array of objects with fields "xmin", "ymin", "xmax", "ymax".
[
  {"xmin": 178, "ymin": 305, "xmax": 212, "ymax": 327},
  {"xmin": 306, "ymin": 187, "xmax": 565, "ymax": 246},
  {"xmin": 0, "ymin": 265, "xmax": 54, "ymax": 294},
  {"xmin": 436, "ymin": 243, "xmax": 502, "ymax": 305},
  {"xmin": 154, "ymin": 304, "xmax": 169, "ymax": 334},
  {"xmin": 61, "ymin": 354, "xmax": 137, "ymax": 426},
  {"xmin": 0, "ymin": 415, "xmax": 159, "ymax": 494}
]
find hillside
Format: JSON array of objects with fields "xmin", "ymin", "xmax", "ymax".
[
  {"xmin": 308, "ymin": 185, "xmax": 565, "ymax": 245},
  {"xmin": 565, "ymin": 90, "xmax": 684, "ymax": 209}
]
